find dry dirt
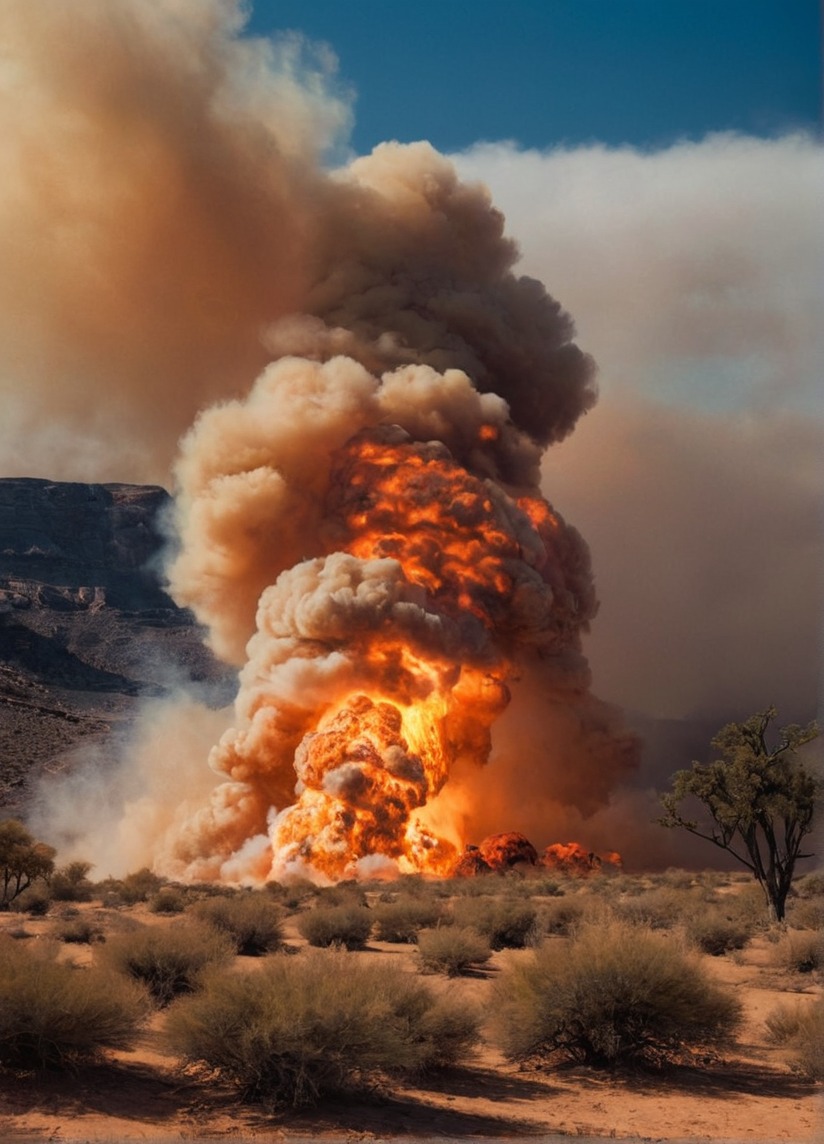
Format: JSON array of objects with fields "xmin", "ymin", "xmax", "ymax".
[{"xmin": 0, "ymin": 896, "xmax": 820, "ymax": 1144}]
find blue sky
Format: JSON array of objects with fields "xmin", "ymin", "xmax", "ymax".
[{"xmin": 247, "ymin": 0, "xmax": 821, "ymax": 153}]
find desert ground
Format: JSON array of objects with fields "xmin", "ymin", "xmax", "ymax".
[{"xmin": 0, "ymin": 871, "xmax": 820, "ymax": 1144}]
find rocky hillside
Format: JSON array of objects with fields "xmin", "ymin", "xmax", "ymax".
[{"xmin": 0, "ymin": 479, "xmax": 231, "ymax": 809}]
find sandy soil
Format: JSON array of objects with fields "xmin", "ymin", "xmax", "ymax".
[{"xmin": 1, "ymin": 899, "xmax": 820, "ymax": 1144}]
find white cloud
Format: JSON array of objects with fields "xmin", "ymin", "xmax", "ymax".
[{"xmin": 455, "ymin": 135, "xmax": 824, "ymax": 722}]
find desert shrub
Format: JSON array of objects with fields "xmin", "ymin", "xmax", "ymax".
[
  {"xmin": 493, "ymin": 920, "xmax": 743, "ymax": 1067},
  {"xmin": 504, "ymin": 875, "xmax": 565, "ymax": 899},
  {"xmin": 685, "ymin": 908, "xmax": 753, "ymax": 956},
  {"xmin": 100, "ymin": 920, "xmax": 234, "ymax": 1005},
  {"xmin": 11, "ymin": 885, "xmax": 52, "ymax": 916},
  {"xmin": 539, "ymin": 895, "xmax": 588, "ymax": 936},
  {"xmin": 167, "ymin": 948, "xmax": 478, "ymax": 1106},
  {"xmin": 373, "ymin": 896, "xmax": 443, "ymax": 943},
  {"xmin": 4, "ymin": 925, "xmax": 31, "ymax": 940},
  {"xmin": 786, "ymin": 896, "xmax": 824, "ymax": 931},
  {"xmin": 116, "ymin": 867, "xmax": 165, "ymax": 904},
  {"xmin": 417, "ymin": 926, "xmax": 492, "ymax": 975},
  {"xmin": 0, "ymin": 935, "xmax": 147, "ymax": 1069},
  {"xmin": 764, "ymin": 1000, "xmax": 807, "ymax": 1044},
  {"xmin": 658, "ymin": 868, "xmax": 696, "ymax": 890},
  {"xmin": 193, "ymin": 893, "xmax": 283, "ymax": 955},
  {"xmin": 765, "ymin": 997, "xmax": 824, "ymax": 1079},
  {"xmin": 265, "ymin": 877, "xmax": 318, "ymax": 911},
  {"xmin": 728, "ymin": 882, "xmax": 776, "ymax": 929},
  {"xmin": 50, "ymin": 860, "xmax": 94, "ymax": 903},
  {"xmin": 794, "ymin": 872, "xmax": 824, "ymax": 898},
  {"xmin": 791, "ymin": 998, "xmax": 824, "ymax": 1079},
  {"xmin": 770, "ymin": 929, "xmax": 824, "ymax": 975},
  {"xmin": 298, "ymin": 904, "xmax": 372, "ymax": 949},
  {"xmin": 53, "ymin": 916, "xmax": 104, "ymax": 944},
  {"xmin": 315, "ymin": 881, "xmax": 368, "ymax": 908},
  {"xmin": 450, "ymin": 897, "xmax": 537, "ymax": 949},
  {"xmin": 149, "ymin": 887, "xmax": 188, "ymax": 914},
  {"xmin": 617, "ymin": 887, "xmax": 690, "ymax": 930}
]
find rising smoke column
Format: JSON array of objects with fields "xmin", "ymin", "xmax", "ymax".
[
  {"xmin": 162, "ymin": 142, "xmax": 636, "ymax": 883},
  {"xmin": 3, "ymin": 0, "xmax": 638, "ymax": 880}
]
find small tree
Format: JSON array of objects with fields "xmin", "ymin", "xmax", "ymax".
[
  {"xmin": 0, "ymin": 820, "xmax": 55, "ymax": 910},
  {"xmin": 659, "ymin": 708, "xmax": 820, "ymax": 922}
]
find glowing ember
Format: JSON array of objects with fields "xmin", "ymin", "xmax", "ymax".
[
  {"xmin": 541, "ymin": 841, "xmax": 623, "ymax": 876},
  {"xmin": 452, "ymin": 833, "xmax": 621, "ymax": 877}
]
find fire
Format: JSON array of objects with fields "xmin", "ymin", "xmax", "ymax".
[
  {"xmin": 541, "ymin": 841, "xmax": 623, "ymax": 876},
  {"xmin": 187, "ymin": 416, "xmax": 601, "ymax": 882},
  {"xmin": 452, "ymin": 833, "xmax": 622, "ymax": 877},
  {"xmin": 150, "ymin": 143, "xmax": 637, "ymax": 886}
]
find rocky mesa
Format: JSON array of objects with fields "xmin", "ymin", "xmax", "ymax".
[{"xmin": 0, "ymin": 478, "xmax": 229, "ymax": 809}]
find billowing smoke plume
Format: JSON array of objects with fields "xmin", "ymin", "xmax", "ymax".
[
  {"xmin": 163, "ymin": 150, "xmax": 632, "ymax": 880},
  {"xmin": 7, "ymin": 0, "xmax": 638, "ymax": 879}
]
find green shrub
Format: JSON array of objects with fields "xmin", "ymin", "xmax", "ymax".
[
  {"xmin": 298, "ymin": 904, "xmax": 372, "ymax": 949},
  {"xmin": 417, "ymin": 926, "xmax": 492, "ymax": 976},
  {"xmin": 167, "ymin": 949, "xmax": 478, "ymax": 1106},
  {"xmin": 493, "ymin": 920, "xmax": 743, "ymax": 1067},
  {"xmin": 372, "ymin": 896, "xmax": 443, "ymax": 943},
  {"xmin": 100, "ymin": 920, "xmax": 234, "ymax": 1005},
  {"xmin": 193, "ymin": 893, "xmax": 283, "ymax": 955},
  {"xmin": 685, "ymin": 908, "xmax": 753, "ymax": 956},
  {"xmin": 0, "ymin": 935, "xmax": 147, "ymax": 1069},
  {"xmin": 149, "ymin": 887, "xmax": 188, "ymax": 914}
]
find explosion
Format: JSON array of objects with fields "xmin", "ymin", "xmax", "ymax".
[
  {"xmin": 164, "ymin": 329, "xmax": 633, "ymax": 882},
  {"xmin": 2, "ymin": 1, "xmax": 639, "ymax": 881}
]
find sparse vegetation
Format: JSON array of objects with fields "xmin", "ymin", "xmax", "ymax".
[
  {"xmin": 769, "ymin": 928, "xmax": 823, "ymax": 975},
  {"xmin": 100, "ymin": 920, "xmax": 234, "ymax": 1004},
  {"xmin": 298, "ymin": 903, "xmax": 372, "ymax": 949},
  {"xmin": 493, "ymin": 920, "xmax": 743, "ymax": 1066},
  {"xmin": 765, "ymin": 997, "xmax": 824, "ymax": 1079},
  {"xmin": 50, "ymin": 860, "xmax": 94, "ymax": 902},
  {"xmin": 0, "ymin": 819, "xmax": 55, "ymax": 909},
  {"xmin": 53, "ymin": 916, "xmax": 105, "ymax": 944},
  {"xmin": 659, "ymin": 707, "xmax": 820, "ymax": 921},
  {"xmin": 0, "ymin": 935, "xmax": 148, "ymax": 1069},
  {"xmin": 617, "ymin": 885, "xmax": 693, "ymax": 930},
  {"xmin": 538, "ymin": 894, "xmax": 588, "ymax": 936},
  {"xmin": 450, "ymin": 895, "xmax": 538, "ymax": 949},
  {"xmin": 684, "ymin": 908, "xmax": 753, "ymax": 956},
  {"xmin": 149, "ymin": 887, "xmax": 188, "ymax": 914},
  {"xmin": 166, "ymin": 948, "xmax": 479, "ymax": 1106},
  {"xmin": 417, "ymin": 925, "xmax": 492, "ymax": 975},
  {"xmin": 193, "ymin": 892, "xmax": 284, "ymax": 955},
  {"xmin": 372, "ymin": 894, "xmax": 443, "ymax": 942}
]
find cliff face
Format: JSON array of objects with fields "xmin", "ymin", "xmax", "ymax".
[{"xmin": 0, "ymin": 479, "xmax": 230, "ymax": 808}]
